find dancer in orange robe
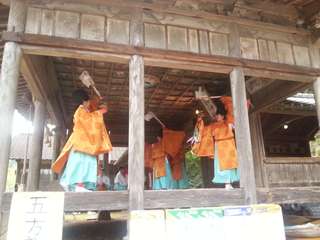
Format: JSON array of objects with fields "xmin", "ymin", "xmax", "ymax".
[
  {"xmin": 152, "ymin": 128, "xmax": 188, "ymax": 189},
  {"xmin": 52, "ymin": 89, "xmax": 112, "ymax": 192},
  {"xmin": 211, "ymin": 97, "xmax": 239, "ymax": 189}
]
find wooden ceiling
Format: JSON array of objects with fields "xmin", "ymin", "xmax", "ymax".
[
  {"xmin": 53, "ymin": 56, "xmax": 229, "ymax": 145},
  {"xmin": 261, "ymin": 112, "xmax": 318, "ymax": 142}
]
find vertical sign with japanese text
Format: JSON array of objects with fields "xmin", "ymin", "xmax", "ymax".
[{"xmin": 7, "ymin": 192, "xmax": 64, "ymax": 240}]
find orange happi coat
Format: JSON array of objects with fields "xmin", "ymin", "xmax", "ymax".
[
  {"xmin": 52, "ymin": 105, "xmax": 112, "ymax": 174},
  {"xmin": 151, "ymin": 128, "xmax": 186, "ymax": 179},
  {"xmin": 170, "ymin": 150, "xmax": 184, "ymax": 180},
  {"xmin": 213, "ymin": 96, "xmax": 237, "ymax": 170},
  {"xmin": 192, "ymin": 118, "xmax": 214, "ymax": 158},
  {"xmin": 144, "ymin": 143, "xmax": 153, "ymax": 169},
  {"xmin": 151, "ymin": 139, "xmax": 166, "ymax": 178},
  {"xmin": 192, "ymin": 96, "xmax": 238, "ymax": 170},
  {"xmin": 163, "ymin": 128, "xmax": 186, "ymax": 180},
  {"xmin": 212, "ymin": 121, "xmax": 238, "ymax": 170}
]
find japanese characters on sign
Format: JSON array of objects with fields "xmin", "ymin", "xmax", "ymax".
[{"xmin": 7, "ymin": 192, "xmax": 64, "ymax": 240}]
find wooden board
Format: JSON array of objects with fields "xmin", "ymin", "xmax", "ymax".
[
  {"xmin": 277, "ymin": 42, "xmax": 295, "ymax": 65},
  {"xmin": 209, "ymin": 32, "xmax": 229, "ymax": 56},
  {"xmin": 106, "ymin": 18, "xmax": 130, "ymax": 45},
  {"xmin": 2, "ymin": 187, "xmax": 320, "ymax": 212},
  {"xmin": 80, "ymin": 14, "xmax": 105, "ymax": 42},
  {"xmin": 40, "ymin": 9, "xmax": 55, "ymax": 36},
  {"xmin": 55, "ymin": 10, "xmax": 80, "ymax": 39},
  {"xmin": 240, "ymin": 37, "xmax": 259, "ymax": 60},
  {"xmin": 144, "ymin": 23, "xmax": 166, "ymax": 49},
  {"xmin": 258, "ymin": 39, "xmax": 270, "ymax": 62},
  {"xmin": 293, "ymin": 45, "xmax": 311, "ymax": 67},
  {"xmin": 25, "ymin": 7, "xmax": 41, "ymax": 34},
  {"xmin": 167, "ymin": 26, "xmax": 188, "ymax": 51}
]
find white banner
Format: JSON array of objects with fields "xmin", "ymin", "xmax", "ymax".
[{"xmin": 7, "ymin": 192, "xmax": 64, "ymax": 240}]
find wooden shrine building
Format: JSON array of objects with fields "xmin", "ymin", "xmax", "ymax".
[{"xmin": 1, "ymin": 0, "xmax": 320, "ymax": 237}]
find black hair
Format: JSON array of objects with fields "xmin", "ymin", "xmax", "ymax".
[
  {"xmin": 72, "ymin": 89, "xmax": 89, "ymax": 105},
  {"xmin": 155, "ymin": 127, "xmax": 163, "ymax": 139},
  {"xmin": 215, "ymin": 99, "xmax": 227, "ymax": 117}
]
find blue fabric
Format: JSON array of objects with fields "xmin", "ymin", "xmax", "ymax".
[
  {"xmin": 212, "ymin": 145, "xmax": 239, "ymax": 184},
  {"xmin": 60, "ymin": 150, "xmax": 97, "ymax": 191},
  {"xmin": 153, "ymin": 159, "xmax": 189, "ymax": 190},
  {"xmin": 114, "ymin": 183, "xmax": 127, "ymax": 191},
  {"xmin": 171, "ymin": 163, "xmax": 189, "ymax": 189},
  {"xmin": 153, "ymin": 159, "xmax": 174, "ymax": 190}
]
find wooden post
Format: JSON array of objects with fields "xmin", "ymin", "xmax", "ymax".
[
  {"xmin": 26, "ymin": 100, "xmax": 46, "ymax": 191},
  {"xmin": 230, "ymin": 67, "xmax": 257, "ymax": 204},
  {"xmin": 50, "ymin": 127, "xmax": 61, "ymax": 181},
  {"xmin": 313, "ymin": 77, "xmax": 320, "ymax": 129},
  {"xmin": 249, "ymin": 112, "xmax": 269, "ymax": 187},
  {"xmin": 7, "ymin": 0, "xmax": 27, "ymax": 33},
  {"xmin": 0, "ymin": 42, "xmax": 22, "ymax": 225},
  {"xmin": 128, "ymin": 8, "xmax": 145, "ymax": 212},
  {"xmin": 128, "ymin": 55, "xmax": 145, "ymax": 210}
]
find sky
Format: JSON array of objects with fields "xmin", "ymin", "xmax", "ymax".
[{"xmin": 12, "ymin": 110, "xmax": 33, "ymax": 136}]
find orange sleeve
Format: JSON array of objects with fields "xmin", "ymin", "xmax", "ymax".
[{"xmin": 220, "ymin": 96, "xmax": 234, "ymax": 125}]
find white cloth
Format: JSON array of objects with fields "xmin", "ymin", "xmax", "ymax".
[{"xmin": 114, "ymin": 172, "xmax": 128, "ymax": 186}]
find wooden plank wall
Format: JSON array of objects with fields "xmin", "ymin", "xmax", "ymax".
[
  {"xmin": 265, "ymin": 162, "xmax": 320, "ymax": 187},
  {"xmin": 23, "ymin": 6, "xmax": 320, "ymax": 69}
]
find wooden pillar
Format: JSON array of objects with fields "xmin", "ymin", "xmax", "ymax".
[
  {"xmin": 7, "ymin": 0, "xmax": 27, "ymax": 33},
  {"xmin": 128, "ymin": 55, "xmax": 145, "ymax": 210},
  {"xmin": 313, "ymin": 77, "xmax": 320, "ymax": 129},
  {"xmin": 230, "ymin": 68, "xmax": 257, "ymax": 204},
  {"xmin": 50, "ymin": 127, "xmax": 61, "ymax": 181},
  {"xmin": 128, "ymin": 8, "xmax": 145, "ymax": 212},
  {"xmin": 249, "ymin": 112, "xmax": 268, "ymax": 188},
  {"xmin": 0, "ymin": 42, "xmax": 22, "ymax": 222},
  {"xmin": 15, "ymin": 160, "xmax": 23, "ymax": 187},
  {"xmin": 26, "ymin": 100, "xmax": 46, "ymax": 191}
]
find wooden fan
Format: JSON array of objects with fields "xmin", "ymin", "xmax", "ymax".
[
  {"xmin": 145, "ymin": 111, "xmax": 166, "ymax": 128},
  {"xmin": 79, "ymin": 70, "xmax": 101, "ymax": 98}
]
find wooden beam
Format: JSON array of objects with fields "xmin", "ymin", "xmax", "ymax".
[
  {"xmin": 143, "ymin": 189, "xmax": 245, "ymax": 209},
  {"xmin": 0, "ymin": 42, "xmax": 22, "ymax": 225},
  {"xmin": 28, "ymin": 0, "xmax": 308, "ymax": 35},
  {"xmin": 26, "ymin": 100, "xmax": 46, "ymax": 191},
  {"xmin": 20, "ymin": 54, "xmax": 66, "ymax": 128},
  {"xmin": 257, "ymin": 187, "xmax": 320, "ymax": 204},
  {"xmin": 263, "ymin": 107, "xmax": 316, "ymax": 116},
  {"xmin": 264, "ymin": 157, "xmax": 320, "ymax": 164},
  {"xmin": 3, "ymin": 32, "xmax": 319, "ymax": 82},
  {"xmin": 252, "ymin": 81, "xmax": 310, "ymax": 112},
  {"xmin": 3, "ymin": 187, "xmax": 320, "ymax": 212},
  {"xmin": 128, "ymin": 55, "xmax": 145, "ymax": 210},
  {"xmin": 230, "ymin": 67, "xmax": 257, "ymax": 204},
  {"xmin": 7, "ymin": 0, "xmax": 27, "ymax": 32},
  {"xmin": 301, "ymin": 0, "xmax": 320, "ymax": 24},
  {"xmin": 313, "ymin": 77, "xmax": 320, "ymax": 129}
]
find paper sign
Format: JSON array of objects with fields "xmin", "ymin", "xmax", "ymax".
[
  {"xmin": 166, "ymin": 204, "xmax": 286, "ymax": 240},
  {"xmin": 129, "ymin": 210, "xmax": 166, "ymax": 240},
  {"xmin": 129, "ymin": 204, "xmax": 286, "ymax": 240},
  {"xmin": 7, "ymin": 192, "xmax": 64, "ymax": 240}
]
